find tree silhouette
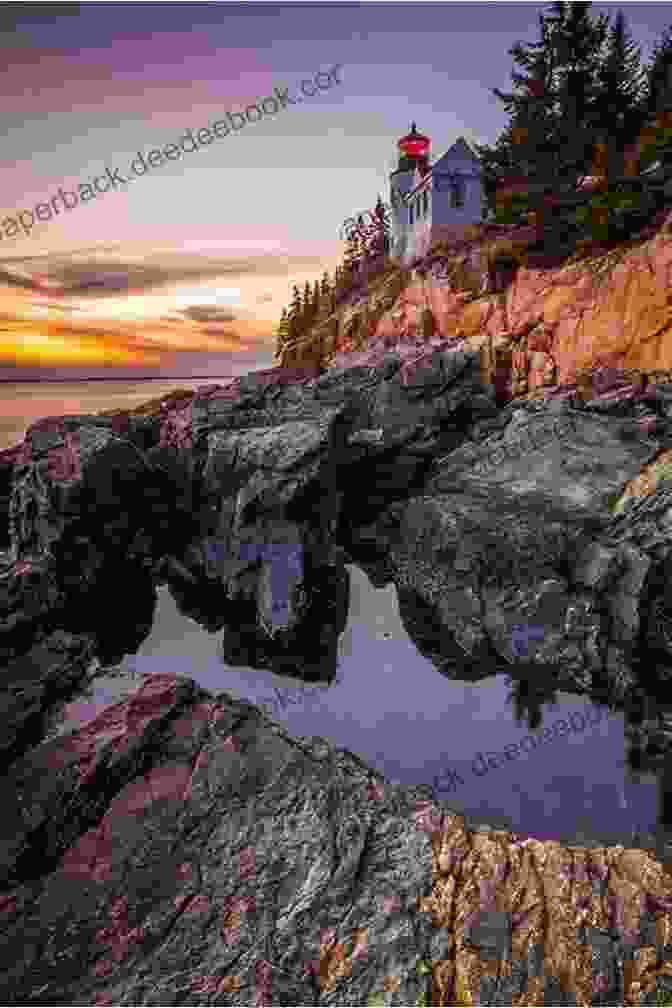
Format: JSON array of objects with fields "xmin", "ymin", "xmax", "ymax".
[
  {"xmin": 590, "ymin": 9, "xmax": 648, "ymax": 179},
  {"xmin": 371, "ymin": 194, "xmax": 392, "ymax": 255},
  {"xmin": 343, "ymin": 226, "xmax": 363, "ymax": 279},
  {"xmin": 285, "ymin": 284, "xmax": 303, "ymax": 362},
  {"xmin": 643, "ymin": 22, "xmax": 672, "ymax": 123},
  {"xmin": 273, "ymin": 307, "xmax": 289, "ymax": 364},
  {"xmin": 475, "ymin": 2, "xmax": 647, "ymax": 214},
  {"xmin": 544, "ymin": 2, "xmax": 611, "ymax": 182},
  {"xmin": 301, "ymin": 280, "xmax": 312, "ymax": 328},
  {"xmin": 311, "ymin": 278, "xmax": 320, "ymax": 322}
]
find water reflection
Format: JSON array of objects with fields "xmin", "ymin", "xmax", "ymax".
[
  {"xmin": 57, "ymin": 560, "xmax": 665, "ymax": 849},
  {"xmin": 506, "ymin": 667, "xmax": 559, "ymax": 734}
]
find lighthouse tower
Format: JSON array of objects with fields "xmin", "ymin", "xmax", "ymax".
[{"xmin": 389, "ymin": 123, "xmax": 431, "ymax": 261}]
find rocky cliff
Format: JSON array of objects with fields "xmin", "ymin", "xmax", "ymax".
[
  {"xmin": 5, "ymin": 213, "xmax": 672, "ymax": 1002},
  {"xmin": 286, "ymin": 207, "xmax": 672, "ymax": 403}
]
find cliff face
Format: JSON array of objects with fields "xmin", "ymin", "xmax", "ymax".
[{"xmin": 288, "ymin": 209, "xmax": 672, "ymax": 403}]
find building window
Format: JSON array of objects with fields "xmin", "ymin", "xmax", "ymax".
[
  {"xmin": 450, "ymin": 178, "xmax": 465, "ymax": 209},
  {"xmin": 423, "ymin": 189, "xmax": 429, "ymax": 216},
  {"xmin": 409, "ymin": 203, "xmax": 414, "ymax": 226}
]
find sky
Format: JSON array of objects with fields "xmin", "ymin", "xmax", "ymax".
[{"xmin": 1, "ymin": 1, "xmax": 671, "ymax": 381}]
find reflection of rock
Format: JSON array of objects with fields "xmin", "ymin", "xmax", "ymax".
[
  {"xmin": 57, "ymin": 557, "xmax": 159, "ymax": 668},
  {"xmin": 219, "ymin": 560, "xmax": 349, "ymax": 681}
]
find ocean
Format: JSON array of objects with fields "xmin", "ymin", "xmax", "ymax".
[{"xmin": 0, "ymin": 379, "xmax": 233, "ymax": 452}]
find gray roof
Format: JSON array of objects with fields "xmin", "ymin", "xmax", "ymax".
[{"xmin": 444, "ymin": 136, "xmax": 481, "ymax": 162}]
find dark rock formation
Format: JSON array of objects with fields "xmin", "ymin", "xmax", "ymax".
[
  {"xmin": 5, "ymin": 357, "xmax": 672, "ymax": 1002},
  {"xmin": 2, "ymin": 654, "xmax": 672, "ymax": 1005},
  {"xmin": 3, "ymin": 351, "xmax": 672, "ymax": 701}
]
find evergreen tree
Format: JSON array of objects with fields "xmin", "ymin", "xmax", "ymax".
[
  {"xmin": 320, "ymin": 270, "xmax": 331, "ymax": 305},
  {"xmin": 490, "ymin": 10, "xmax": 561, "ymax": 184},
  {"xmin": 287, "ymin": 284, "xmax": 303, "ymax": 348},
  {"xmin": 372, "ymin": 194, "xmax": 391, "ymax": 255},
  {"xmin": 312, "ymin": 278, "xmax": 320, "ymax": 314},
  {"xmin": 273, "ymin": 307, "xmax": 290, "ymax": 364},
  {"xmin": 476, "ymin": 8, "xmax": 564, "ymax": 213},
  {"xmin": 477, "ymin": 2, "xmax": 612, "ymax": 204},
  {"xmin": 541, "ymin": 2, "xmax": 611, "ymax": 184},
  {"xmin": 301, "ymin": 280, "xmax": 312, "ymax": 326},
  {"xmin": 343, "ymin": 228, "xmax": 362, "ymax": 278},
  {"xmin": 475, "ymin": 123, "xmax": 522, "ymax": 218},
  {"xmin": 355, "ymin": 213, "xmax": 375, "ymax": 260},
  {"xmin": 590, "ymin": 9, "xmax": 648, "ymax": 178},
  {"xmin": 642, "ymin": 22, "xmax": 672, "ymax": 123},
  {"xmin": 331, "ymin": 267, "xmax": 341, "ymax": 310}
]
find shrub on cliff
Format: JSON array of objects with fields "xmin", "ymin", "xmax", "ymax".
[{"xmin": 574, "ymin": 186, "xmax": 657, "ymax": 242}]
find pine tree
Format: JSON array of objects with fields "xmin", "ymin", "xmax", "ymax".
[
  {"xmin": 491, "ymin": 11, "xmax": 559, "ymax": 162},
  {"xmin": 320, "ymin": 270, "xmax": 331, "ymax": 304},
  {"xmin": 355, "ymin": 213, "xmax": 376, "ymax": 260},
  {"xmin": 287, "ymin": 284, "xmax": 303, "ymax": 352},
  {"xmin": 643, "ymin": 24, "xmax": 672, "ymax": 123},
  {"xmin": 542, "ymin": 2, "xmax": 611, "ymax": 184},
  {"xmin": 372, "ymin": 195, "xmax": 391, "ymax": 255},
  {"xmin": 590, "ymin": 9, "xmax": 648, "ymax": 178},
  {"xmin": 331, "ymin": 268, "xmax": 340, "ymax": 311},
  {"xmin": 343, "ymin": 228, "xmax": 362, "ymax": 278},
  {"xmin": 311, "ymin": 279, "xmax": 320, "ymax": 320},
  {"xmin": 475, "ymin": 124, "xmax": 522, "ymax": 218},
  {"xmin": 476, "ymin": 8, "xmax": 563, "ymax": 212},
  {"xmin": 301, "ymin": 280, "xmax": 312, "ymax": 326},
  {"xmin": 273, "ymin": 307, "xmax": 290, "ymax": 364},
  {"xmin": 478, "ymin": 2, "xmax": 611, "ymax": 202}
]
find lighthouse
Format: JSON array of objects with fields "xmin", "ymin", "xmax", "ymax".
[
  {"xmin": 389, "ymin": 123, "xmax": 484, "ymax": 266},
  {"xmin": 389, "ymin": 123, "xmax": 431, "ymax": 261}
]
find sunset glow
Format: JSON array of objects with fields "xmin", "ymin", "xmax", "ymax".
[{"xmin": 0, "ymin": 3, "xmax": 666, "ymax": 382}]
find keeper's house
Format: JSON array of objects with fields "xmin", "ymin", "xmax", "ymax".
[{"xmin": 389, "ymin": 123, "xmax": 484, "ymax": 265}]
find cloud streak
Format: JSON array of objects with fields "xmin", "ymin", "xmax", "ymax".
[{"xmin": 0, "ymin": 243, "xmax": 327, "ymax": 376}]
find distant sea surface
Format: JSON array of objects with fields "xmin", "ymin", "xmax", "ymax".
[{"xmin": 0, "ymin": 378, "xmax": 246, "ymax": 452}]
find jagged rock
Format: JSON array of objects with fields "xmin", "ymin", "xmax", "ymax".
[
  {"xmin": 3, "ymin": 353, "xmax": 672, "ymax": 698},
  {"xmin": 289, "ymin": 208, "xmax": 672, "ymax": 413},
  {"xmin": 2, "ymin": 663, "xmax": 672, "ymax": 1005},
  {"xmin": 0, "ymin": 552, "xmax": 71, "ymax": 663},
  {"xmin": 378, "ymin": 408, "xmax": 660, "ymax": 691},
  {"xmin": 0, "ymin": 628, "xmax": 96, "ymax": 774},
  {"xmin": 6, "ymin": 352, "xmax": 672, "ymax": 1000}
]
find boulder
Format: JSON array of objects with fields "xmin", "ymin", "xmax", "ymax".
[{"xmin": 381, "ymin": 408, "xmax": 661, "ymax": 692}]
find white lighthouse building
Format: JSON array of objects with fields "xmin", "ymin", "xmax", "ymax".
[{"xmin": 389, "ymin": 123, "xmax": 484, "ymax": 265}]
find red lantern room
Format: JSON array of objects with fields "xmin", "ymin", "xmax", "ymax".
[
  {"xmin": 398, "ymin": 122, "xmax": 430, "ymax": 160},
  {"xmin": 395, "ymin": 122, "xmax": 431, "ymax": 175}
]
